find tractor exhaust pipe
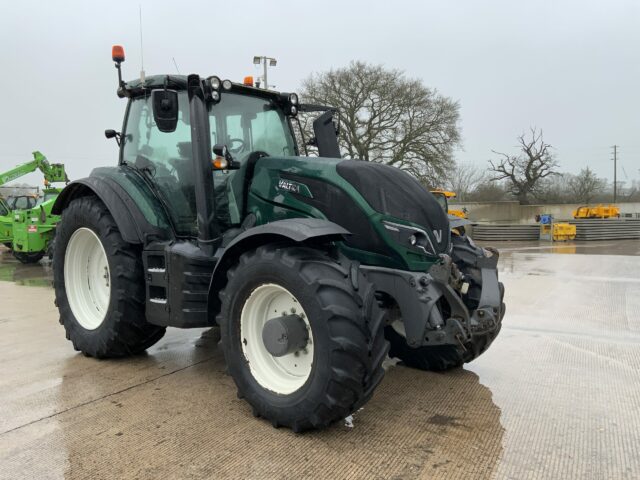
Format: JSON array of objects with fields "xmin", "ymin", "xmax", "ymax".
[{"xmin": 187, "ymin": 74, "xmax": 219, "ymax": 255}]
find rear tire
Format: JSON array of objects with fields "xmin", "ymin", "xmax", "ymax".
[
  {"xmin": 53, "ymin": 196, "xmax": 165, "ymax": 358},
  {"xmin": 219, "ymin": 244, "xmax": 388, "ymax": 432},
  {"xmin": 13, "ymin": 251, "xmax": 44, "ymax": 264},
  {"xmin": 45, "ymin": 236, "xmax": 55, "ymax": 260}
]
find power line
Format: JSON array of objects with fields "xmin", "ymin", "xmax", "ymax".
[{"xmin": 620, "ymin": 162, "xmax": 629, "ymax": 180}]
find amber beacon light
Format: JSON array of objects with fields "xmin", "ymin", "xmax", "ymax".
[{"xmin": 112, "ymin": 45, "xmax": 125, "ymax": 63}]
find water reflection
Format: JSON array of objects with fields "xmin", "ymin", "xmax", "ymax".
[
  {"xmin": 0, "ymin": 250, "xmax": 52, "ymax": 287},
  {"xmin": 482, "ymin": 239, "xmax": 640, "ymax": 257}
]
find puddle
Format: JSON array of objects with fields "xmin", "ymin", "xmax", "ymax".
[
  {"xmin": 467, "ymin": 251, "xmax": 640, "ymax": 478},
  {"xmin": 0, "ymin": 249, "xmax": 53, "ymax": 287},
  {"xmin": 481, "ymin": 238, "xmax": 640, "ymax": 257}
]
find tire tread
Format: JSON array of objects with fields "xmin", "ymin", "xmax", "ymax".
[
  {"xmin": 219, "ymin": 244, "xmax": 388, "ymax": 431},
  {"xmin": 53, "ymin": 196, "xmax": 165, "ymax": 358}
]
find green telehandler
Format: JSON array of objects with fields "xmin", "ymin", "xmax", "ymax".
[
  {"xmin": 0, "ymin": 197, "xmax": 11, "ymax": 248},
  {"xmin": 0, "ymin": 151, "xmax": 68, "ymax": 263},
  {"xmin": 51, "ymin": 45, "xmax": 505, "ymax": 431}
]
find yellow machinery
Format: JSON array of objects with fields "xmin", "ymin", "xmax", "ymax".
[
  {"xmin": 552, "ymin": 223, "xmax": 576, "ymax": 241},
  {"xmin": 430, "ymin": 189, "xmax": 468, "ymax": 219},
  {"xmin": 537, "ymin": 214, "xmax": 576, "ymax": 242},
  {"xmin": 572, "ymin": 204, "xmax": 620, "ymax": 219}
]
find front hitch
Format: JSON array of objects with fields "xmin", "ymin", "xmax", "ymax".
[{"xmin": 361, "ymin": 248, "xmax": 503, "ymax": 348}]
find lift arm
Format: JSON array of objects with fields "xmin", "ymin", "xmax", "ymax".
[{"xmin": 0, "ymin": 151, "xmax": 68, "ymax": 187}]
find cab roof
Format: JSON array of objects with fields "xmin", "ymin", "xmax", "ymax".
[{"xmin": 123, "ymin": 74, "xmax": 285, "ymax": 101}]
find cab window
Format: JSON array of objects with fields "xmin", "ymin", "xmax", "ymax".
[{"xmin": 122, "ymin": 92, "xmax": 197, "ymax": 236}]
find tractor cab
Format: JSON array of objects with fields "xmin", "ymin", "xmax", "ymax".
[
  {"xmin": 6, "ymin": 195, "xmax": 38, "ymax": 211},
  {"xmin": 118, "ymin": 75, "xmax": 301, "ymax": 237},
  {"xmin": 430, "ymin": 189, "xmax": 468, "ymax": 220},
  {"xmin": 431, "ymin": 189, "xmax": 450, "ymax": 212}
]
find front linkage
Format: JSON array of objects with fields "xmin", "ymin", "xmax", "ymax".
[{"xmin": 362, "ymin": 233, "xmax": 504, "ymax": 368}]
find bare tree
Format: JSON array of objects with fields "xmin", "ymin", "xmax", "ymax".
[
  {"xmin": 567, "ymin": 167, "xmax": 606, "ymax": 203},
  {"xmin": 300, "ymin": 61, "xmax": 461, "ymax": 185},
  {"xmin": 489, "ymin": 128, "xmax": 559, "ymax": 204},
  {"xmin": 466, "ymin": 181, "xmax": 509, "ymax": 202},
  {"xmin": 444, "ymin": 162, "xmax": 486, "ymax": 201},
  {"xmin": 536, "ymin": 174, "xmax": 572, "ymax": 204}
]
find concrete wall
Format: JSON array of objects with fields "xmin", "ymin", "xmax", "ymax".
[{"xmin": 452, "ymin": 201, "xmax": 640, "ymax": 224}]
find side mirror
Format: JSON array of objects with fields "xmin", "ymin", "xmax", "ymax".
[
  {"xmin": 312, "ymin": 110, "xmax": 341, "ymax": 158},
  {"xmin": 212, "ymin": 144, "xmax": 240, "ymax": 170},
  {"xmin": 151, "ymin": 89, "xmax": 179, "ymax": 133},
  {"xmin": 105, "ymin": 129, "xmax": 121, "ymax": 146}
]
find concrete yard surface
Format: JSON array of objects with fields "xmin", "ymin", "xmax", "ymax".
[{"xmin": 0, "ymin": 241, "xmax": 639, "ymax": 479}]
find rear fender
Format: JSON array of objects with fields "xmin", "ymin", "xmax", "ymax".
[{"xmin": 52, "ymin": 170, "xmax": 171, "ymax": 244}]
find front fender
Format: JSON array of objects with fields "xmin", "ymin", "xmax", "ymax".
[
  {"xmin": 224, "ymin": 218, "xmax": 350, "ymax": 249},
  {"xmin": 207, "ymin": 218, "xmax": 350, "ymax": 318}
]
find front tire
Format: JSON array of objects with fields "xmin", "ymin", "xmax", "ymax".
[
  {"xmin": 385, "ymin": 326, "xmax": 500, "ymax": 371},
  {"xmin": 219, "ymin": 244, "xmax": 388, "ymax": 432},
  {"xmin": 386, "ymin": 234, "xmax": 505, "ymax": 372},
  {"xmin": 385, "ymin": 291, "xmax": 504, "ymax": 371},
  {"xmin": 53, "ymin": 196, "xmax": 165, "ymax": 358}
]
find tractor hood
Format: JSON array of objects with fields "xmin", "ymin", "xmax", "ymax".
[
  {"xmin": 335, "ymin": 161, "xmax": 451, "ymax": 255},
  {"xmin": 249, "ymin": 156, "xmax": 451, "ymax": 269}
]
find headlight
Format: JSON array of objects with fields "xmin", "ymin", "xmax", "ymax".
[
  {"xmin": 211, "ymin": 91, "xmax": 220, "ymax": 102},
  {"xmin": 289, "ymin": 93, "xmax": 299, "ymax": 105},
  {"xmin": 383, "ymin": 221, "xmax": 436, "ymax": 256},
  {"xmin": 290, "ymin": 106, "xmax": 298, "ymax": 116},
  {"xmin": 222, "ymin": 79, "xmax": 232, "ymax": 90},
  {"xmin": 209, "ymin": 76, "xmax": 221, "ymax": 90}
]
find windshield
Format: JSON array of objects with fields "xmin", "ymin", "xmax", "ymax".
[
  {"xmin": 122, "ymin": 90, "xmax": 296, "ymax": 236},
  {"xmin": 209, "ymin": 93, "xmax": 296, "ymax": 161},
  {"xmin": 8, "ymin": 196, "xmax": 37, "ymax": 211},
  {"xmin": 432, "ymin": 192, "xmax": 448, "ymax": 212},
  {"xmin": 43, "ymin": 192, "xmax": 58, "ymax": 203}
]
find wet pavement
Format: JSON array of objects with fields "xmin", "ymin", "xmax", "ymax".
[
  {"xmin": 0, "ymin": 250, "xmax": 53, "ymax": 287},
  {"xmin": 0, "ymin": 240, "xmax": 639, "ymax": 479}
]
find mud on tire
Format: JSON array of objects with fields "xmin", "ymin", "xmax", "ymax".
[
  {"xmin": 53, "ymin": 196, "xmax": 165, "ymax": 358},
  {"xmin": 219, "ymin": 244, "xmax": 389, "ymax": 432}
]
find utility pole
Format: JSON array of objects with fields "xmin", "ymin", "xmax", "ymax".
[
  {"xmin": 612, "ymin": 145, "xmax": 618, "ymax": 203},
  {"xmin": 263, "ymin": 60, "xmax": 268, "ymax": 90},
  {"xmin": 252, "ymin": 56, "xmax": 277, "ymax": 89}
]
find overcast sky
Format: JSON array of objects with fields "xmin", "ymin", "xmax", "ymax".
[{"xmin": 1, "ymin": 0, "xmax": 638, "ymax": 187}]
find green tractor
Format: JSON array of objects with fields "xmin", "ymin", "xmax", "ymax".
[
  {"xmin": 0, "ymin": 151, "xmax": 68, "ymax": 263},
  {"xmin": 51, "ymin": 46, "xmax": 505, "ymax": 431}
]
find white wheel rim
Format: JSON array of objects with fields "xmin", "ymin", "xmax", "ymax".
[
  {"xmin": 64, "ymin": 227, "xmax": 111, "ymax": 330},
  {"xmin": 240, "ymin": 283, "xmax": 313, "ymax": 395},
  {"xmin": 391, "ymin": 319, "xmax": 406, "ymax": 337}
]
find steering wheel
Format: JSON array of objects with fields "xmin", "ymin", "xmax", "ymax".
[{"xmin": 228, "ymin": 138, "xmax": 245, "ymax": 154}]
